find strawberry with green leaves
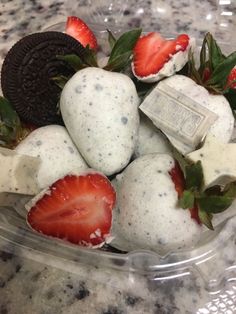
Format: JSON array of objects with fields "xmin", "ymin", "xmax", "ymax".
[
  {"xmin": 188, "ymin": 32, "xmax": 236, "ymax": 110},
  {"xmin": 149, "ymin": 33, "xmax": 236, "ymax": 155},
  {"xmin": 178, "ymin": 161, "xmax": 236, "ymax": 230},
  {"xmin": 111, "ymin": 154, "xmax": 203, "ymax": 254}
]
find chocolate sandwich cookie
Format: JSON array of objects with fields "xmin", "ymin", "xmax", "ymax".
[{"xmin": 1, "ymin": 31, "xmax": 86, "ymax": 126}]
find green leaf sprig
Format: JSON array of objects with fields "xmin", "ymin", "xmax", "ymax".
[
  {"xmin": 53, "ymin": 28, "xmax": 142, "ymax": 87},
  {"xmin": 178, "ymin": 161, "xmax": 236, "ymax": 230},
  {"xmin": 103, "ymin": 28, "xmax": 142, "ymax": 72},
  {"xmin": 0, "ymin": 96, "xmax": 25, "ymax": 148},
  {"xmin": 187, "ymin": 32, "xmax": 236, "ymax": 109}
]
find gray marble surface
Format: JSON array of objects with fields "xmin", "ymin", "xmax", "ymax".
[{"xmin": 0, "ymin": 0, "xmax": 236, "ymax": 313}]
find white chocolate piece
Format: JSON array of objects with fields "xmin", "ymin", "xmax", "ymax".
[
  {"xmin": 187, "ymin": 135, "xmax": 236, "ymax": 188},
  {"xmin": 140, "ymin": 79, "xmax": 218, "ymax": 150},
  {"xmin": 0, "ymin": 147, "xmax": 41, "ymax": 195},
  {"xmin": 161, "ymin": 75, "xmax": 234, "ymax": 155}
]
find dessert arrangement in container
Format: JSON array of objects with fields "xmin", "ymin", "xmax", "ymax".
[{"xmin": 0, "ymin": 15, "xmax": 236, "ymax": 283}]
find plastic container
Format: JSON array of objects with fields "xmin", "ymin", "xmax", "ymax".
[
  {"xmin": 1, "ymin": 2, "xmax": 236, "ymax": 312},
  {"xmin": 65, "ymin": 0, "xmax": 236, "ymax": 54}
]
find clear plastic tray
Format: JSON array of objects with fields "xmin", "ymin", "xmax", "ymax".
[
  {"xmin": 1, "ymin": 4, "xmax": 236, "ymax": 311},
  {"xmin": 1, "ymin": 206, "xmax": 236, "ymax": 287},
  {"xmin": 65, "ymin": 0, "xmax": 236, "ymax": 54}
]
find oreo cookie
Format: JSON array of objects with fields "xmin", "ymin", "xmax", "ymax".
[{"xmin": 1, "ymin": 31, "xmax": 86, "ymax": 126}]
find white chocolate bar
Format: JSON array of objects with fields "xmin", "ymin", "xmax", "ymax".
[
  {"xmin": 0, "ymin": 147, "xmax": 41, "ymax": 195},
  {"xmin": 140, "ymin": 80, "xmax": 218, "ymax": 150}
]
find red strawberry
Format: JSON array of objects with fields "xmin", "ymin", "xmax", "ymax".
[
  {"xmin": 169, "ymin": 161, "xmax": 185, "ymax": 197},
  {"xmin": 27, "ymin": 173, "xmax": 116, "ymax": 247},
  {"xmin": 132, "ymin": 32, "xmax": 189, "ymax": 78},
  {"xmin": 202, "ymin": 67, "xmax": 211, "ymax": 82},
  {"xmin": 169, "ymin": 161, "xmax": 201, "ymax": 225},
  {"xmin": 66, "ymin": 16, "xmax": 98, "ymax": 50},
  {"xmin": 226, "ymin": 66, "xmax": 236, "ymax": 89},
  {"xmin": 189, "ymin": 206, "xmax": 201, "ymax": 225}
]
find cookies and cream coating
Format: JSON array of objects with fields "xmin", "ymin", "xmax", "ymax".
[
  {"xmin": 15, "ymin": 125, "xmax": 87, "ymax": 189},
  {"xmin": 60, "ymin": 67, "xmax": 140, "ymax": 176},
  {"xmin": 111, "ymin": 154, "xmax": 202, "ymax": 254}
]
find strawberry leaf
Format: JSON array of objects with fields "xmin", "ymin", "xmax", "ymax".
[
  {"xmin": 198, "ymin": 209, "xmax": 214, "ymax": 230},
  {"xmin": 205, "ymin": 32, "xmax": 225, "ymax": 70},
  {"xmin": 180, "ymin": 157, "xmax": 236, "ymax": 229},
  {"xmin": 178, "ymin": 190, "xmax": 195, "ymax": 209},
  {"xmin": 206, "ymin": 51, "xmax": 236, "ymax": 88},
  {"xmin": 196, "ymin": 195, "xmax": 234, "ymax": 214},
  {"xmin": 205, "ymin": 185, "xmax": 222, "ymax": 196},
  {"xmin": 103, "ymin": 51, "xmax": 132, "ymax": 72},
  {"xmin": 107, "ymin": 29, "xmax": 116, "ymax": 50},
  {"xmin": 107, "ymin": 29, "xmax": 142, "ymax": 70},
  {"xmin": 57, "ymin": 54, "xmax": 85, "ymax": 71},
  {"xmin": 0, "ymin": 96, "xmax": 22, "ymax": 148},
  {"xmin": 51, "ymin": 75, "xmax": 70, "ymax": 89},
  {"xmin": 224, "ymin": 88, "xmax": 236, "ymax": 110},
  {"xmin": 83, "ymin": 46, "xmax": 98, "ymax": 67},
  {"xmin": 187, "ymin": 32, "xmax": 236, "ymax": 95},
  {"xmin": 223, "ymin": 182, "xmax": 236, "ymax": 198},
  {"xmin": 199, "ymin": 35, "xmax": 207, "ymax": 77},
  {"xmin": 188, "ymin": 50, "xmax": 203, "ymax": 84},
  {"xmin": 185, "ymin": 161, "xmax": 203, "ymax": 190}
]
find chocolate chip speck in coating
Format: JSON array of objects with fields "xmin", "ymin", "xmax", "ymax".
[{"xmin": 1, "ymin": 31, "xmax": 86, "ymax": 126}]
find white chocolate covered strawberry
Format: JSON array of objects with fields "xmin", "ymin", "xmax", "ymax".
[
  {"xmin": 60, "ymin": 67, "xmax": 140, "ymax": 176},
  {"xmin": 139, "ymin": 33, "xmax": 236, "ymax": 155},
  {"xmin": 111, "ymin": 154, "xmax": 202, "ymax": 254}
]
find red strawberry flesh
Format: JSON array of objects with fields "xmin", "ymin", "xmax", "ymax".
[
  {"xmin": 169, "ymin": 161, "xmax": 185, "ymax": 197},
  {"xmin": 133, "ymin": 32, "xmax": 189, "ymax": 77},
  {"xmin": 66, "ymin": 16, "xmax": 98, "ymax": 50},
  {"xmin": 189, "ymin": 205, "xmax": 201, "ymax": 225},
  {"xmin": 27, "ymin": 173, "xmax": 116, "ymax": 246},
  {"xmin": 169, "ymin": 161, "xmax": 201, "ymax": 225},
  {"xmin": 226, "ymin": 67, "xmax": 236, "ymax": 89}
]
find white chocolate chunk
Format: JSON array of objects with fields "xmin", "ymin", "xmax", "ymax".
[
  {"xmin": 187, "ymin": 135, "xmax": 236, "ymax": 188},
  {"xmin": 0, "ymin": 147, "xmax": 41, "ymax": 195},
  {"xmin": 161, "ymin": 75, "xmax": 234, "ymax": 155},
  {"xmin": 140, "ymin": 79, "xmax": 218, "ymax": 150}
]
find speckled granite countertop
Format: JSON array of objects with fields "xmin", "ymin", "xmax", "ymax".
[{"xmin": 0, "ymin": 1, "xmax": 236, "ymax": 313}]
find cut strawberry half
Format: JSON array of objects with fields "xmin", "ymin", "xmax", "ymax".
[
  {"xmin": 27, "ymin": 172, "xmax": 116, "ymax": 247},
  {"xmin": 66, "ymin": 16, "xmax": 98, "ymax": 50},
  {"xmin": 132, "ymin": 32, "xmax": 190, "ymax": 79}
]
